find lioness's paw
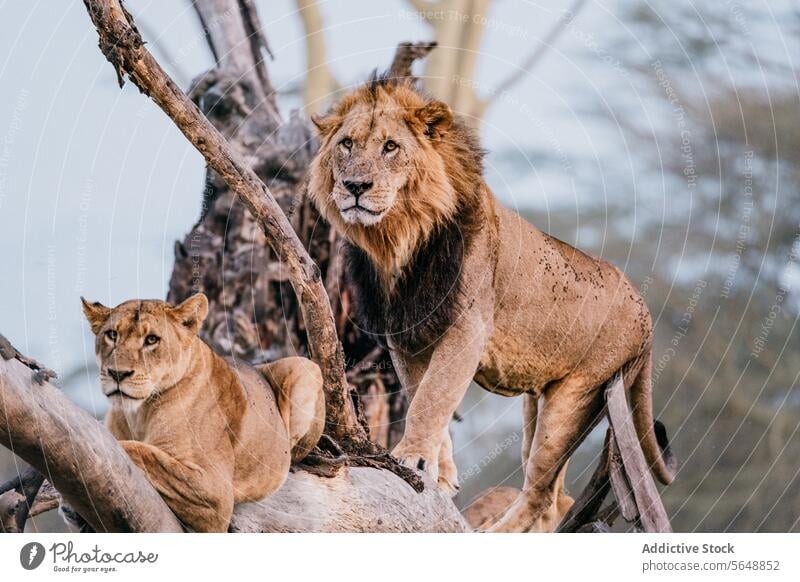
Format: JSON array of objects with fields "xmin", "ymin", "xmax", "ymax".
[
  {"xmin": 438, "ymin": 474, "xmax": 460, "ymax": 497},
  {"xmin": 391, "ymin": 441, "xmax": 439, "ymax": 483},
  {"xmin": 437, "ymin": 458, "xmax": 460, "ymax": 497}
]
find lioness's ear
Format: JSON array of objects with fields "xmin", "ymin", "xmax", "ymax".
[
  {"xmin": 171, "ymin": 293, "xmax": 209, "ymax": 334},
  {"xmin": 417, "ymin": 100, "xmax": 453, "ymax": 140},
  {"xmin": 310, "ymin": 113, "xmax": 340, "ymax": 137},
  {"xmin": 81, "ymin": 297, "xmax": 111, "ymax": 334}
]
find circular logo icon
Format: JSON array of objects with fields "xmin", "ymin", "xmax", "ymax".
[{"xmin": 20, "ymin": 542, "xmax": 46, "ymax": 570}]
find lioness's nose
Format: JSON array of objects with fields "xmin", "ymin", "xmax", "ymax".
[
  {"xmin": 343, "ymin": 180, "xmax": 373, "ymax": 197},
  {"xmin": 107, "ymin": 369, "xmax": 134, "ymax": 383}
]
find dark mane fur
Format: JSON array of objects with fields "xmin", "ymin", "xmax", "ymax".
[{"xmin": 346, "ymin": 203, "xmax": 478, "ymax": 353}]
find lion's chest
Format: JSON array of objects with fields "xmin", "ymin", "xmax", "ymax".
[
  {"xmin": 113, "ymin": 398, "xmax": 149, "ymax": 440},
  {"xmin": 344, "ymin": 218, "xmax": 468, "ymax": 353}
]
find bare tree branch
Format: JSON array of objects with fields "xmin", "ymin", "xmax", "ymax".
[
  {"xmin": 1, "ymin": 481, "xmax": 61, "ymax": 533},
  {"xmin": 192, "ymin": 0, "xmax": 281, "ymax": 123},
  {"xmin": 388, "ymin": 41, "xmax": 438, "ymax": 81}
]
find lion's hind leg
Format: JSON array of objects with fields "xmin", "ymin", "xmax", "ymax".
[
  {"xmin": 257, "ymin": 357, "xmax": 325, "ymax": 463},
  {"xmin": 488, "ymin": 376, "xmax": 604, "ymax": 533}
]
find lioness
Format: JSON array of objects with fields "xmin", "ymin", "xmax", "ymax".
[
  {"xmin": 80, "ymin": 294, "xmax": 325, "ymax": 532},
  {"xmin": 308, "ymin": 76, "xmax": 676, "ymax": 532}
]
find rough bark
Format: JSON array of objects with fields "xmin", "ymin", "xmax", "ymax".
[
  {"xmin": 1, "ymin": 480, "xmax": 62, "ymax": 533},
  {"xmin": 605, "ymin": 373, "xmax": 673, "ymax": 533}
]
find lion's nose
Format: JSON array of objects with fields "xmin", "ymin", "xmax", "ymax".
[
  {"xmin": 343, "ymin": 180, "xmax": 373, "ymax": 197},
  {"xmin": 107, "ymin": 369, "xmax": 134, "ymax": 383}
]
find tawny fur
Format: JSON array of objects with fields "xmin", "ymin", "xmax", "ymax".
[
  {"xmin": 309, "ymin": 77, "xmax": 674, "ymax": 533},
  {"xmin": 81, "ymin": 294, "xmax": 325, "ymax": 532}
]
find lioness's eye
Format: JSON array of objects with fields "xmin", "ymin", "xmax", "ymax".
[
  {"xmin": 340, "ymin": 137, "xmax": 353, "ymax": 150},
  {"xmin": 383, "ymin": 140, "xmax": 398, "ymax": 153},
  {"xmin": 145, "ymin": 335, "xmax": 160, "ymax": 346},
  {"xmin": 105, "ymin": 329, "xmax": 117, "ymax": 342}
]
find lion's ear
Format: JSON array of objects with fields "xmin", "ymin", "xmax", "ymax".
[
  {"xmin": 310, "ymin": 113, "xmax": 340, "ymax": 137},
  {"xmin": 171, "ymin": 293, "xmax": 209, "ymax": 334},
  {"xmin": 81, "ymin": 297, "xmax": 111, "ymax": 334},
  {"xmin": 417, "ymin": 100, "xmax": 453, "ymax": 140}
]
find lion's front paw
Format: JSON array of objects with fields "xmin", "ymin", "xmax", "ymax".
[
  {"xmin": 391, "ymin": 441, "xmax": 439, "ymax": 483},
  {"xmin": 437, "ymin": 455, "xmax": 460, "ymax": 497}
]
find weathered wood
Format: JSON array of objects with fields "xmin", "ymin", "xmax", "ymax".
[
  {"xmin": 231, "ymin": 468, "xmax": 467, "ymax": 533},
  {"xmin": 558, "ymin": 373, "xmax": 673, "ymax": 533},
  {"xmin": 556, "ymin": 428, "xmax": 612, "ymax": 533},
  {"xmin": 388, "ymin": 41, "xmax": 437, "ymax": 80},
  {"xmin": 12, "ymin": 465, "xmax": 45, "ymax": 532},
  {"xmin": 1, "ymin": 470, "xmax": 467, "ymax": 534},
  {"xmin": 174, "ymin": 3, "xmax": 434, "ymax": 452},
  {"xmin": 605, "ymin": 372, "xmax": 672, "ymax": 533},
  {"xmin": 0, "ymin": 480, "xmax": 60, "ymax": 533},
  {"xmin": 608, "ymin": 429, "xmax": 640, "ymax": 524}
]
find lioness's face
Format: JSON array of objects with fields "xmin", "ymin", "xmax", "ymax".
[
  {"xmin": 311, "ymin": 82, "xmax": 453, "ymax": 227},
  {"xmin": 81, "ymin": 295, "xmax": 208, "ymax": 402}
]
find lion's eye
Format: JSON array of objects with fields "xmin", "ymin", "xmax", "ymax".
[
  {"xmin": 145, "ymin": 335, "xmax": 160, "ymax": 346},
  {"xmin": 340, "ymin": 137, "xmax": 353, "ymax": 150},
  {"xmin": 105, "ymin": 329, "xmax": 117, "ymax": 342},
  {"xmin": 383, "ymin": 140, "xmax": 398, "ymax": 153}
]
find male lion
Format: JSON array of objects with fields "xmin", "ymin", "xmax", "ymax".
[
  {"xmin": 308, "ymin": 75, "xmax": 676, "ymax": 532},
  {"xmin": 80, "ymin": 294, "xmax": 325, "ymax": 532}
]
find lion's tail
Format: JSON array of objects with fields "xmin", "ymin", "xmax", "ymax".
[{"xmin": 629, "ymin": 351, "xmax": 677, "ymax": 485}]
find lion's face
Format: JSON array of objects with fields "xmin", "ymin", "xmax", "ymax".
[
  {"xmin": 309, "ymin": 80, "xmax": 456, "ymax": 228},
  {"xmin": 81, "ymin": 294, "xmax": 208, "ymax": 403}
]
